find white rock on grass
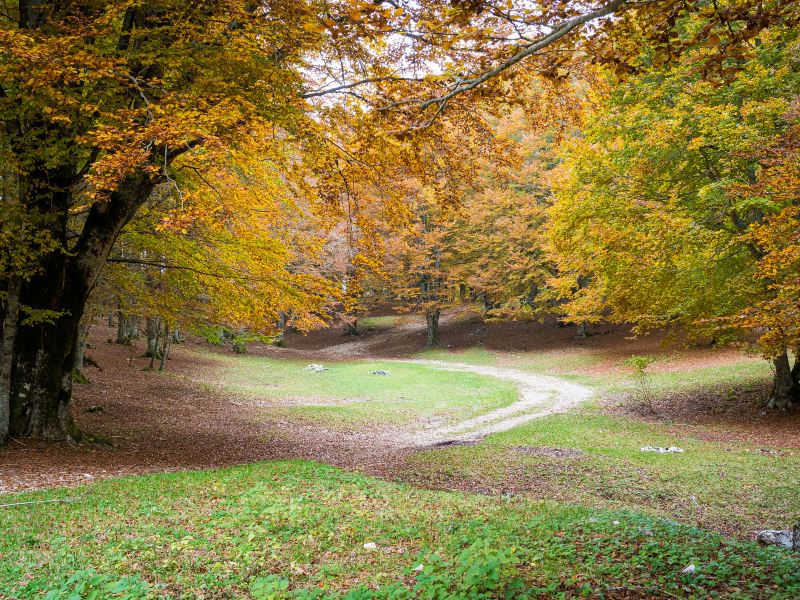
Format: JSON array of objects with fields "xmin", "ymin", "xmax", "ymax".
[
  {"xmin": 305, "ymin": 364, "xmax": 327, "ymax": 373},
  {"xmin": 757, "ymin": 530, "xmax": 795, "ymax": 549},
  {"xmin": 640, "ymin": 445, "xmax": 684, "ymax": 454},
  {"xmin": 414, "ymin": 564, "xmax": 425, "ymax": 572},
  {"xmin": 363, "ymin": 542, "xmax": 377, "ymax": 550},
  {"xmin": 681, "ymin": 564, "xmax": 696, "ymax": 575}
]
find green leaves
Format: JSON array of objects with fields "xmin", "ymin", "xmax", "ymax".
[{"xmin": 549, "ymin": 20, "xmax": 800, "ymax": 350}]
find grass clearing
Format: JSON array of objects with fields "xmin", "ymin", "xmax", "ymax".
[
  {"xmin": 406, "ymin": 407, "xmax": 800, "ymax": 536},
  {"xmin": 417, "ymin": 343, "xmax": 771, "ymax": 398},
  {"xmin": 416, "ymin": 346, "xmax": 499, "ymax": 366},
  {"xmin": 358, "ymin": 315, "xmax": 404, "ymax": 331},
  {"xmin": 201, "ymin": 353, "xmax": 518, "ymax": 429},
  {"xmin": 1, "ymin": 461, "xmax": 798, "ymax": 598},
  {"xmin": 198, "ymin": 345, "xmax": 791, "ymax": 536}
]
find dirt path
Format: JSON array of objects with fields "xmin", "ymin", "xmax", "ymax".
[
  {"xmin": 406, "ymin": 360, "xmax": 593, "ymax": 446},
  {"xmin": 283, "ymin": 317, "xmax": 595, "ymax": 447},
  {"xmin": 309, "ymin": 317, "xmax": 447, "ymax": 359}
]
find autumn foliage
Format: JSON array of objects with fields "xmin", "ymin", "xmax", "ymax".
[{"xmin": 2, "ymin": 0, "xmax": 799, "ymax": 442}]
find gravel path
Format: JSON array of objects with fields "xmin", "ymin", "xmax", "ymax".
[
  {"xmin": 404, "ymin": 360, "xmax": 593, "ymax": 447},
  {"xmin": 299, "ymin": 319, "xmax": 595, "ymax": 447}
]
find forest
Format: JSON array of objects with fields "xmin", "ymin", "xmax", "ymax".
[{"xmin": 1, "ymin": 0, "xmax": 800, "ymax": 597}]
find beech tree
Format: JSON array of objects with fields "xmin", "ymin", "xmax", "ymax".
[
  {"xmin": 549, "ymin": 19, "xmax": 800, "ymax": 408},
  {"xmin": 444, "ymin": 107, "xmax": 561, "ymax": 319}
]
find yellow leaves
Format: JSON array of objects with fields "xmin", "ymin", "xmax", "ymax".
[{"xmin": 302, "ymin": 21, "xmax": 325, "ymax": 34}]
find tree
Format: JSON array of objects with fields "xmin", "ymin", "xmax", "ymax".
[
  {"xmin": 444, "ymin": 107, "xmax": 562, "ymax": 321},
  {"xmin": 0, "ymin": 0, "xmax": 356, "ymax": 439},
  {"xmin": 549, "ymin": 20, "xmax": 800, "ymax": 408}
]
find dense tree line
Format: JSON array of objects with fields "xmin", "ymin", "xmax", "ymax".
[{"xmin": 1, "ymin": 0, "xmax": 797, "ymax": 442}]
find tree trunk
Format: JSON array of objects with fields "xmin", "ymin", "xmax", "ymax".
[
  {"xmin": 9, "ymin": 173, "xmax": 157, "ymax": 439},
  {"xmin": 425, "ymin": 307, "xmax": 440, "ymax": 349},
  {"xmin": 116, "ymin": 309, "xmax": 131, "ymax": 344},
  {"xmin": 116, "ymin": 312, "xmax": 139, "ymax": 344},
  {"xmin": 74, "ymin": 319, "xmax": 90, "ymax": 377},
  {"xmin": 768, "ymin": 351, "xmax": 799, "ymax": 410},
  {"xmin": 148, "ymin": 320, "xmax": 161, "ymax": 370},
  {"xmin": 275, "ymin": 312, "xmax": 286, "ymax": 346},
  {"xmin": 145, "ymin": 316, "xmax": 161, "ymax": 358},
  {"xmin": 344, "ymin": 317, "xmax": 359, "ymax": 336},
  {"xmin": 576, "ymin": 321, "xmax": 588, "ymax": 338},
  {"xmin": 0, "ymin": 278, "xmax": 21, "ymax": 444},
  {"xmin": 159, "ymin": 324, "xmax": 170, "ymax": 371},
  {"xmin": 482, "ymin": 294, "xmax": 495, "ymax": 312}
]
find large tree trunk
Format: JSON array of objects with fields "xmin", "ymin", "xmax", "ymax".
[
  {"xmin": 9, "ymin": 309, "xmax": 81, "ymax": 439},
  {"xmin": 425, "ymin": 306, "xmax": 440, "ymax": 349},
  {"xmin": 768, "ymin": 351, "xmax": 799, "ymax": 410},
  {"xmin": 8, "ymin": 173, "xmax": 156, "ymax": 439},
  {"xmin": 116, "ymin": 311, "xmax": 138, "ymax": 345}
]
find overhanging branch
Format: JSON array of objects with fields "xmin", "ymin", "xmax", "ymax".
[{"xmin": 380, "ymin": 0, "xmax": 628, "ymax": 127}]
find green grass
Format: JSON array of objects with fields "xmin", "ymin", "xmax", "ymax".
[
  {"xmin": 358, "ymin": 315, "xmax": 404, "ymax": 330},
  {"xmin": 415, "ymin": 346, "xmax": 499, "ymax": 366},
  {"xmin": 588, "ymin": 358, "xmax": 772, "ymax": 395},
  {"xmin": 2, "ymin": 461, "xmax": 798, "ymax": 598},
  {"xmin": 406, "ymin": 407, "xmax": 800, "ymax": 536},
  {"xmin": 200, "ymin": 353, "xmax": 518, "ymax": 429},
  {"xmin": 197, "ymin": 346, "xmax": 789, "ymax": 536},
  {"xmin": 419, "ymin": 343, "xmax": 771, "ymax": 396}
]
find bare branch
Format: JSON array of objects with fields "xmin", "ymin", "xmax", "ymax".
[
  {"xmin": 380, "ymin": 0, "xmax": 628, "ymax": 124},
  {"xmin": 302, "ymin": 76, "xmax": 425, "ymax": 99}
]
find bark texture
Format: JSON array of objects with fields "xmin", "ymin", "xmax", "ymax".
[
  {"xmin": 8, "ymin": 174, "xmax": 156, "ymax": 439},
  {"xmin": 425, "ymin": 307, "xmax": 440, "ymax": 349},
  {"xmin": 768, "ymin": 351, "xmax": 799, "ymax": 410},
  {"xmin": 0, "ymin": 278, "xmax": 21, "ymax": 444}
]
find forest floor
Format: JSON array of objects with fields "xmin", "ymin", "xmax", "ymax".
[
  {"xmin": 2, "ymin": 309, "xmax": 798, "ymax": 533},
  {"xmin": 2, "ymin": 309, "xmax": 800, "ymax": 596}
]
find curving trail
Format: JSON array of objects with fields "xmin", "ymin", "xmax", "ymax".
[
  {"xmin": 403, "ymin": 360, "xmax": 593, "ymax": 447},
  {"xmin": 268, "ymin": 316, "xmax": 594, "ymax": 447}
]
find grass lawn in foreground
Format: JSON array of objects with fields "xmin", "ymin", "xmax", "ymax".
[
  {"xmin": 406, "ymin": 407, "xmax": 800, "ymax": 537},
  {"xmin": 200, "ymin": 353, "xmax": 518, "ymax": 429},
  {"xmin": 1, "ymin": 461, "xmax": 798, "ymax": 598}
]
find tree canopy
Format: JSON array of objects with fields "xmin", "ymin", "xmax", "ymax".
[{"xmin": 2, "ymin": 0, "xmax": 799, "ymax": 441}]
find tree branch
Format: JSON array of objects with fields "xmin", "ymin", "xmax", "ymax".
[
  {"xmin": 302, "ymin": 76, "xmax": 425, "ymax": 99},
  {"xmin": 380, "ymin": 0, "xmax": 628, "ymax": 125}
]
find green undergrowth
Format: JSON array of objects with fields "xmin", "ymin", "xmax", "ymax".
[
  {"xmin": 1, "ymin": 461, "xmax": 798, "ymax": 599},
  {"xmin": 199, "ymin": 353, "xmax": 518, "ymax": 428}
]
